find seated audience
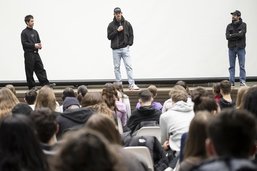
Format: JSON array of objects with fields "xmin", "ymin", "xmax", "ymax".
[
  {"xmin": 136, "ymin": 85, "xmax": 162, "ymax": 111},
  {"xmin": 35, "ymin": 85, "xmax": 61, "ymax": 112},
  {"xmin": 30, "ymin": 108, "xmax": 59, "ymax": 154},
  {"xmin": 24, "ymin": 89, "xmax": 37, "ymax": 109},
  {"xmin": 191, "ymin": 109, "xmax": 257, "ymax": 171},
  {"xmin": 0, "ymin": 115, "xmax": 48, "ymax": 171},
  {"xmin": 236, "ymin": 86, "xmax": 249, "ymax": 109},
  {"xmin": 0, "ymin": 87, "xmax": 19, "ymax": 119},
  {"xmin": 127, "ymin": 89, "xmax": 161, "ymax": 134},
  {"xmin": 60, "ymin": 87, "xmax": 76, "ymax": 112},
  {"xmin": 76, "ymin": 85, "xmax": 88, "ymax": 105},
  {"xmin": 62, "ymin": 97, "xmax": 80, "ymax": 112},
  {"xmin": 219, "ymin": 80, "xmax": 235, "ymax": 109},
  {"xmin": 12, "ymin": 103, "xmax": 33, "ymax": 117},
  {"xmin": 113, "ymin": 81, "xmax": 132, "ymax": 118},
  {"xmin": 212, "ymin": 83, "xmax": 222, "ymax": 103},
  {"xmin": 242, "ymin": 86, "xmax": 257, "ymax": 118}
]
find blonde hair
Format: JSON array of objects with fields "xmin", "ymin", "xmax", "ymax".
[
  {"xmin": 0, "ymin": 87, "xmax": 19, "ymax": 118},
  {"xmin": 35, "ymin": 86, "xmax": 57, "ymax": 112},
  {"xmin": 169, "ymin": 85, "xmax": 187, "ymax": 97},
  {"xmin": 236, "ymin": 86, "xmax": 249, "ymax": 110},
  {"xmin": 170, "ymin": 89, "xmax": 188, "ymax": 103}
]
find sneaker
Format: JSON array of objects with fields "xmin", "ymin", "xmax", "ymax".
[
  {"xmin": 240, "ymin": 82, "xmax": 247, "ymax": 86},
  {"xmin": 129, "ymin": 84, "xmax": 140, "ymax": 90}
]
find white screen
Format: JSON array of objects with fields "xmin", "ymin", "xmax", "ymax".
[{"xmin": 0, "ymin": 0, "xmax": 256, "ymax": 81}]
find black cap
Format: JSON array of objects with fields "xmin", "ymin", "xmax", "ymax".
[
  {"xmin": 231, "ymin": 10, "xmax": 241, "ymax": 16},
  {"xmin": 114, "ymin": 7, "xmax": 122, "ymax": 13}
]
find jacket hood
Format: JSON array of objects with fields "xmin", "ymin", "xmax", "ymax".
[
  {"xmin": 60, "ymin": 107, "xmax": 94, "ymax": 124},
  {"xmin": 171, "ymin": 101, "xmax": 193, "ymax": 112},
  {"xmin": 138, "ymin": 106, "xmax": 158, "ymax": 115}
]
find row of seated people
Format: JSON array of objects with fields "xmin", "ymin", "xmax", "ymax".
[{"xmin": 0, "ymin": 81, "xmax": 257, "ymax": 171}]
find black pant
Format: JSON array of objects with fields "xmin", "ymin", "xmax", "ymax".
[{"xmin": 24, "ymin": 52, "xmax": 49, "ymax": 89}]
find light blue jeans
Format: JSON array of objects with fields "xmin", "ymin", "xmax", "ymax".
[
  {"xmin": 228, "ymin": 48, "xmax": 246, "ymax": 84},
  {"xmin": 112, "ymin": 46, "xmax": 135, "ymax": 86}
]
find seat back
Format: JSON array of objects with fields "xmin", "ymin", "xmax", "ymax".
[
  {"xmin": 136, "ymin": 126, "xmax": 161, "ymax": 142},
  {"xmin": 124, "ymin": 146, "xmax": 154, "ymax": 171}
]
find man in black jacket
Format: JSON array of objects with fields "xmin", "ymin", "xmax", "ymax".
[
  {"xmin": 21, "ymin": 15, "xmax": 50, "ymax": 90},
  {"xmin": 107, "ymin": 7, "xmax": 139, "ymax": 90},
  {"xmin": 226, "ymin": 10, "xmax": 247, "ymax": 86}
]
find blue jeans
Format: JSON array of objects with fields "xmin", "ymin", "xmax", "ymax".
[
  {"xmin": 112, "ymin": 46, "xmax": 135, "ymax": 86},
  {"xmin": 228, "ymin": 48, "xmax": 246, "ymax": 83}
]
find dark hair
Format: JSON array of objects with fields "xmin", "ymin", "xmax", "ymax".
[
  {"xmin": 213, "ymin": 83, "xmax": 221, "ymax": 95},
  {"xmin": 184, "ymin": 111, "xmax": 213, "ymax": 159},
  {"xmin": 190, "ymin": 87, "xmax": 209, "ymax": 102},
  {"xmin": 24, "ymin": 15, "xmax": 33, "ymax": 23},
  {"xmin": 0, "ymin": 115, "xmax": 48, "ymax": 171},
  {"xmin": 81, "ymin": 92, "xmax": 103, "ymax": 107},
  {"xmin": 147, "ymin": 85, "xmax": 158, "ymax": 98},
  {"xmin": 12, "ymin": 103, "xmax": 33, "ymax": 117},
  {"xmin": 138, "ymin": 89, "xmax": 152, "ymax": 103},
  {"xmin": 25, "ymin": 89, "xmax": 37, "ymax": 105},
  {"xmin": 30, "ymin": 108, "xmax": 58, "ymax": 144},
  {"xmin": 85, "ymin": 114, "xmax": 122, "ymax": 145},
  {"xmin": 220, "ymin": 80, "xmax": 231, "ymax": 94},
  {"xmin": 77, "ymin": 85, "xmax": 88, "ymax": 104},
  {"xmin": 52, "ymin": 129, "xmax": 120, "ymax": 171},
  {"xmin": 208, "ymin": 109, "xmax": 257, "ymax": 158},
  {"xmin": 243, "ymin": 86, "xmax": 257, "ymax": 118},
  {"xmin": 175, "ymin": 80, "xmax": 189, "ymax": 93},
  {"xmin": 62, "ymin": 87, "xmax": 76, "ymax": 101},
  {"xmin": 192, "ymin": 97, "xmax": 218, "ymax": 113}
]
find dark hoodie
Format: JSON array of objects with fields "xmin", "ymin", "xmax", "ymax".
[
  {"xmin": 127, "ymin": 106, "xmax": 161, "ymax": 134},
  {"xmin": 57, "ymin": 107, "xmax": 94, "ymax": 138},
  {"xmin": 226, "ymin": 18, "xmax": 247, "ymax": 49},
  {"xmin": 107, "ymin": 16, "xmax": 134, "ymax": 49}
]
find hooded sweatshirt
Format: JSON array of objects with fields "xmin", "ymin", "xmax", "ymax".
[{"xmin": 160, "ymin": 101, "xmax": 194, "ymax": 151}]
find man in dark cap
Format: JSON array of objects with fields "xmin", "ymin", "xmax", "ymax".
[
  {"xmin": 107, "ymin": 7, "xmax": 139, "ymax": 90},
  {"xmin": 226, "ymin": 10, "xmax": 247, "ymax": 86}
]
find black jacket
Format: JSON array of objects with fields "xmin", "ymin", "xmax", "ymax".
[
  {"xmin": 107, "ymin": 16, "xmax": 133, "ymax": 49},
  {"xmin": 226, "ymin": 18, "xmax": 247, "ymax": 49},
  {"xmin": 57, "ymin": 107, "xmax": 94, "ymax": 138},
  {"xmin": 127, "ymin": 106, "xmax": 161, "ymax": 134},
  {"xmin": 21, "ymin": 27, "xmax": 41, "ymax": 52},
  {"xmin": 219, "ymin": 98, "xmax": 235, "ymax": 110}
]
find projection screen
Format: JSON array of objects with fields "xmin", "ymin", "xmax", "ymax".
[{"xmin": 0, "ymin": 0, "xmax": 256, "ymax": 81}]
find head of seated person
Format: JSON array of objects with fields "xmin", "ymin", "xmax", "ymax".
[
  {"xmin": 138, "ymin": 90, "xmax": 153, "ymax": 107},
  {"xmin": 62, "ymin": 97, "xmax": 80, "ymax": 112}
]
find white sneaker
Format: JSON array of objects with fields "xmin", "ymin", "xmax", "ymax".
[{"xmin": 129, "ymin": 84, "xmax": 140, "ymax": 90}]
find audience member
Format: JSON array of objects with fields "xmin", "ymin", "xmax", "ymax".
[
  {"xmin": 127, "ymin": 89, "xmax": 161, "ymax": 134},
  {"xmin": 102, "ymin": 83, "xmax": 127, "ymax": 127},
  {"xmin": 236, "ymin": 86, "xmax": 249, "ymax": 109},
  {"xmin": 12, "ymin": 103, "xmax": 33, "ymax": 117},
  {"xmin": 136, "ymin": 85, "xmax": 162, "ymax": 111},
  {"xmin": 191, "ymin": 109, "xmax": 257, "ymax": 171},
  {"xmin": 35, "ymin": 85, "xmax": 60, "ymax": 112},
  {"xmin": 51, "ymin": 129, "xmax": 124, "ymax": 171},
  {"xmin": 5, "ymin": 84, "xmax": 16, "ymax": 96},
  {"xmin": 76, "ymin": 85, "xmax": 88, "ymax": 105},
  {"xmin": 219, "ymin": 80, "xmax": 235, "ymax": 109},
  {"xmin": 179, "ymin": 111, "xmax": 213, "ymax": 171},
  {"xmin": 0, "ymin": 87, "xmax": 19, "ymax": 119},
  {"xmin": 113, "ymin": 81, "xmax": 132, "ymax": 118},
  {"xmin": 30, "ymin": 108, "xmax": 59, "ymax": 154},
  {"xmin": 24, "ymin": 89, "xmax": 38, "ymax": 109},
  {"xmin": 212, "ymin": 83, "xmax": 222, "ymax": 103},
  {"xmin": 0, "ymin": 115, "xmax": 48, "ymax": 171},
  {"xmin": 175, "ymin": 80, "xmax": 190, "ymax": 94},
  {"xmin": 62, "ymin": 97, "xmax": 80, "ymax": 112},
  {"xmin": 242, "ymin": 86, "xmax": 257, "ymax": 118}
]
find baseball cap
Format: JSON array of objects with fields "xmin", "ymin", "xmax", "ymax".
[
  {"xmin": 114, "ymin": 7, "xmax": 122, "ymax": 13},
  {"xmin": 231, "ymin": 10, "xmax": 241, "ymax": 16}
]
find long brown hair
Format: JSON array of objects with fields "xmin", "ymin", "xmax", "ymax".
[
  {"xmin": 35, "ymin": 86, "xmax": 57, "ymax": 112},
  {"xmin": 184, "ymin": 111, "xmax": 213, "ymax": 159},
  {"xmin": 0, "ymin": 87, "xmax": 19, "ymax": 119},
  {"xmin": 102, "ymin": 83, "xmax": 118, "ymax": 111}
]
